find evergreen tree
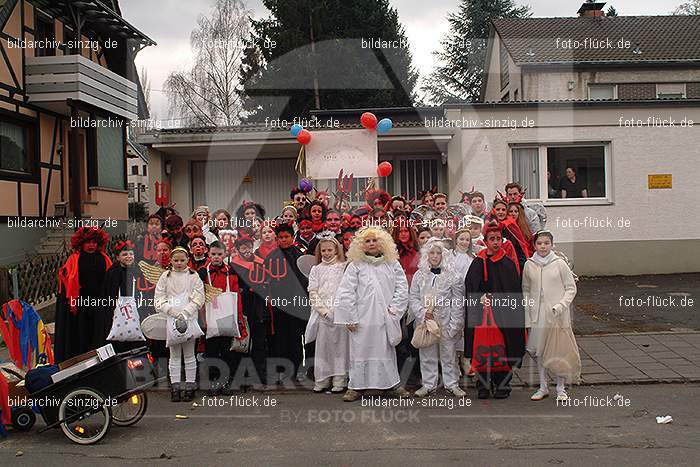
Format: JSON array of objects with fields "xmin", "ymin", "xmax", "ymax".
[
  {"xmin": 240, "ymin": 0, "xmax": 418, "ymax": 121},
  {"xmin": 673, "ymin": 0, "xmax": 700, "ymax": 15},
  {"xmin": 606, "ymin": 6, "xmax": 618, "ymax": 17},
  {"xmin": 421, "ymin": 0, "xmax": 531, "ymax": 104}
]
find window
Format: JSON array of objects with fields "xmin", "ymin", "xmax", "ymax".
[
  {"xmin": 656, "ymin": 83, "xmax": 685, "ymax": 99},
  {"xmin": 91, "ymin": 117, "xmax": 125, "ymax": 190},
  {"xmin": 511, "ymin": 143, "xmax": 609, "ymax": 202},
  {"xmin": 499, "ymin": 41, "xmax": 509, "ymax": 90},
  {"xmin": 548, "ymin": 146, "xmax": 606, "ymax": 199},
  {"xmin": 588, "ymin": 84, "xmax": 616, "ymax": 100},
  {"xmin": 35, "ymin": 14, "xmax": 55, "ymax": 57},
  {"xmin": 142, "ymin": 164, "xmax": 147, "ymax": 176},
  {"xmin": 131, "ymin": 165, "xmax": 138, "ymax": 175},
  {"xmin": 0, "ymin": 121, "xmax": 33, "ymax": 176}
]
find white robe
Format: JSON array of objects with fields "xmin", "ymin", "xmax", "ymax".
[
  {"xmin": 451, "ymin": 250, "xmax": 473, "ymax": 352},
  {"xmin": 334, "ymin": 259, "xmax": 408, "ymax": 390},
  {"xmin": 409, "ymin": 268, "xmax": 464, "ymax": 389},
  {"xmin": 305, "ymin": 261, "xmax": 349, "ymax": 382}
]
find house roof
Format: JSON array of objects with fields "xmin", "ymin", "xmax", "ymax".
[
  {"xmin": 444, "ymin": 98, "xmax": 700, "ymax": 108},
  {"xmin": 127, "ymin": 138, "xmax": 149, "ymax": 162},
  {"xmin": 493, "ymin": 15, "xmax": 700, "ymax": 65},
  {"xmin": 30, "ymin": 0, "xmax": 155, "ymax": 46},
  {"xmin": 145, "ymin": 107, "xmax": 442, "ymax": 136}
]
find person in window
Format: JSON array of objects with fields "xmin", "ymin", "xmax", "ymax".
[{"xmin": 559, "ymin": 167, "xmax": 588, "ymax": 198}]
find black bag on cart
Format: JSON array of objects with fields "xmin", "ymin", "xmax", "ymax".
[{"xmin": 25, "ymin": 365, "xmax": 59, "ymax": 394}]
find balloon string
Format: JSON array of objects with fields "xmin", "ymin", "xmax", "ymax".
[{"xmin": 295, "ymin": 146, "xmax": 305, "ymax": 177}]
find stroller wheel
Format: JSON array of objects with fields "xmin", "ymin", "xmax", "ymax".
[
  {"xmin": 112, "ymin": 392, "xmax": 148, "ymax": 427},
  {"xmin": 12, "ymin": 407, "xmax": 36, "ymax": 432},
  {"xmin": 58, "ymin": 388, "xmax": 112, "ymax": 445}
]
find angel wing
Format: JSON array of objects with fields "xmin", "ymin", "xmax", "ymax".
[
  {"xmin": 409, "ymin": 204, "xmax": 431, "ymax": 223},
  {"xmin": 447, "ymin": 203, "xmax": 470, "ymax": 219},
  {"xmin": 138, "ymin": 260, "xmax": 166, "ymax": 285},
  {"xmin": 296, "ymin": 254, "xmax": 318, "ymax": 278},
  {"xmin": 204, "ymin": 284, "xmax": 223, "ymax": 303}
]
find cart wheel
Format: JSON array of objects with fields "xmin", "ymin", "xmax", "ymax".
[
  {"xmin": 12, "ymin": 407, "xmax": 36, "ymax": 432},
  {"xmin": 58, "ymin": 388, "xmax": 112, "ymax": 445},
  {"xmin": 112, "ymin": 392, "xmax": 148, "ymax": 427}
]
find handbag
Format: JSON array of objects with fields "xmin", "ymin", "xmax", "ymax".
[
  {"xmin": 541, "ymin": 313, "xmax": 581, "ymax": 383},
  {"xmin": 165, "ymin": 292, "xmax": 204, "ymax": 347},
  {"xmin": 107, "ymin": 278, "xmax": 146, "ymax": 342},
  {"xmin": 205, "ymin": 266, "xmax": 241, "ymax": 338},
  {"xmin": 471, "ymin": 303, "xmax": 510, "ymax": 373},
  {"xmin": 411, "ymin": 318, "xmax": 440, "ymax": 349},
  {"xmin": 230, "ymin": 316, "xmax": 251, "ymax": 353}
]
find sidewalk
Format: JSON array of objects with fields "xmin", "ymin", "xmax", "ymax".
[
  {"xmin": 3, "ymin": 332, "xmax": 700, "ymax": 387},
  {"xmin": 513, "ymin": 332, "xmax": 700, "ymax": 387}
]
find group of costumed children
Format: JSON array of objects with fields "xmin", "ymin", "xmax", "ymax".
[{"xmin": 53, "ymin": 181, "xmax": 580, "ymax": 403}]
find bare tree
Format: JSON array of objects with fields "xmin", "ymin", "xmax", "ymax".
[
  {"xmin": 165, "ymin": 0, "xmax": 250, "ymax": 127},
  {"xmin": 673, "ymin": 0, "xmax": 700, "ymax": 14},
  {"xmin": 141, "ymin": 66, "xmax": 151, "ymax": 115}
]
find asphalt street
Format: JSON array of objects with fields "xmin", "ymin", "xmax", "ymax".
[{"xmin": 1, "ymin": 383, "xmax": 698, "ymax": 466}]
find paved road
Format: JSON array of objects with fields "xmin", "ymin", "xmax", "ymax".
[
  {"xmin": 1, "ymin": 383, "xmax": 699, "ymax": 466},
  {"xmin": 573, "ymin": 273, "xmax": 699, "ymax": 335}
]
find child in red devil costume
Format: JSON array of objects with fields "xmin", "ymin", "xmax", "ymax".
[
  {"xmin": 464, "ymin": 222, "xmax": 526, "ymax": 400},
  {"xmin": 55, "ymin": 226, "xmax": 112, "ymax": 363}
]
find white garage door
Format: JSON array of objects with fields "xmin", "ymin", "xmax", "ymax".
[{"xmin": 191, "ymin": 159, "xmax": 298, "ymax": 219}]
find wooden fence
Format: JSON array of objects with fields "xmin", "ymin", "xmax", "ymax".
[{"xmin": 3, "ymin": 224, "xmax": 145, "ymax": 306}]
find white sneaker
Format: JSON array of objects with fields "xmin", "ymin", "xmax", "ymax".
[
  {"xmin": 531, "ymin": 388, "xmax": 549, "ymax": 401},
  {"xmin": 414, "ymin": 386, "xmax": 436, "ymax": 397},
  {"xmin": 556, "ymin": 389, "xmax": 569, "ymax": 401},
  {"xmin": 447, "ymin": 386, "xmax": 467, "ymax": 397},
  {"xmin": 313, "ymin": 383, "xmax": 330, "ymax": 393}
]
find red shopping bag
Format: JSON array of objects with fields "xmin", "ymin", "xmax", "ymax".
[{"xmin": 472, "ymin": 304, "xmax": 511, "ymax": 373}]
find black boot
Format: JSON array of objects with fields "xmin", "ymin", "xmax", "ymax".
[
  {"xmin": 171, "ymin": 383, "xmax": 181, "ymax": 402},
  {"xmin": 182, "ymin": 382, "xmax": 195, "ymax": 402}
]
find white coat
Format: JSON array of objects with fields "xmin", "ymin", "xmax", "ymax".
[
  {"xmin": 522, "ymin": 255, "xmax": 577, "ymax": 356},
  {"xmin": 334, "ymin": 259, "xmax": 408, "ymax": 390}
]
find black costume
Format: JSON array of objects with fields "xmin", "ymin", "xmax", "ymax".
[
  {"xmin": 464, "ymin": 249, "xmax": 526, "ymax": 397},
  {"xmin": 265, "ymin": 245, "xmax": 310, "ymax": 381},
  {"xmin": 55, "ymin": 251, "xmax": 110, "ymax": 362},
  {"xmin": 230, "ymin": 256, "xmax": 271, "ymax": 386}
]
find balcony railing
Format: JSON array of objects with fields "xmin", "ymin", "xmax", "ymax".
[{"xmin": 25, "ymin": 54, "xmax": 138, "ymax": 121}]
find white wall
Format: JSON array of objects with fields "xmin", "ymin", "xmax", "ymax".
[{"xmin": 447, "ymin": 103, "xmax": 700, "ymax": 273}]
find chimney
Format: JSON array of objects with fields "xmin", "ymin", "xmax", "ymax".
[{"xmin": 577, "ymin": 2, "xmax": 606, "ymax": 17}]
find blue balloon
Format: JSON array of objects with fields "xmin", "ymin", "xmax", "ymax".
[
  {"xmin": 377, "ymin": 118, "xmax": 393, "ymax": 134},
  {"xmin": 290, "ymin": 123, "xmax": 303, "ymax": 137}
]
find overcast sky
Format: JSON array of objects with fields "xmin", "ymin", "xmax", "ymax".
[{"xmin": 119, "ymin": 0, "xmax": 687, "ymax": 121}]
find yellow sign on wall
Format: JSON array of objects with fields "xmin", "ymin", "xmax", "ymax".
[{"xmin": 648, "ymin": 174, "xmax": 672, "ymax": 189}]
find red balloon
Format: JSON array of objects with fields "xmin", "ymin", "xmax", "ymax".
[
  {"xmin": 360, "ymin": 112, "xmax": 378, "ymax": 130},
  {"xmin": 297, "ymin": 129, "xmax": 312, "ymax": 145},
  {"xmin": 377, "ymin": 161, "xmax": 393, "ymax": 177}
]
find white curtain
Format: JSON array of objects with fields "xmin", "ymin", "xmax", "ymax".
[{"xmin": 511, "ymin": 147, "xmax": 539, "ymax": 198}]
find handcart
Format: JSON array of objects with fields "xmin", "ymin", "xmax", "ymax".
[{"xmin": 3, "ymin": 347, "xmax": 158, "ymax": 444}]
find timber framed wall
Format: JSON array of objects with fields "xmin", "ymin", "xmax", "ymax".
[{"xmin": 0, "ymin": 0, "xmax": 130, "ymax": 218}]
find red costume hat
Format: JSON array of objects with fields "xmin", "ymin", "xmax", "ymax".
[{"xmin": 70, "ymin": 226, "xmax": 109, "ymax": 251}]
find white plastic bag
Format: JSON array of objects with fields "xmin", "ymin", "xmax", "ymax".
[
  {"xmin": 204, "ymin": 267, "xmax": 240, "ymax": 338},
  {"xmin": 165, "ymin": 292, "xmax": 203, "ymax": 347},
  {"xmin": 107, "ymin": 280, "xmax": 145, "ymax": 342}
]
